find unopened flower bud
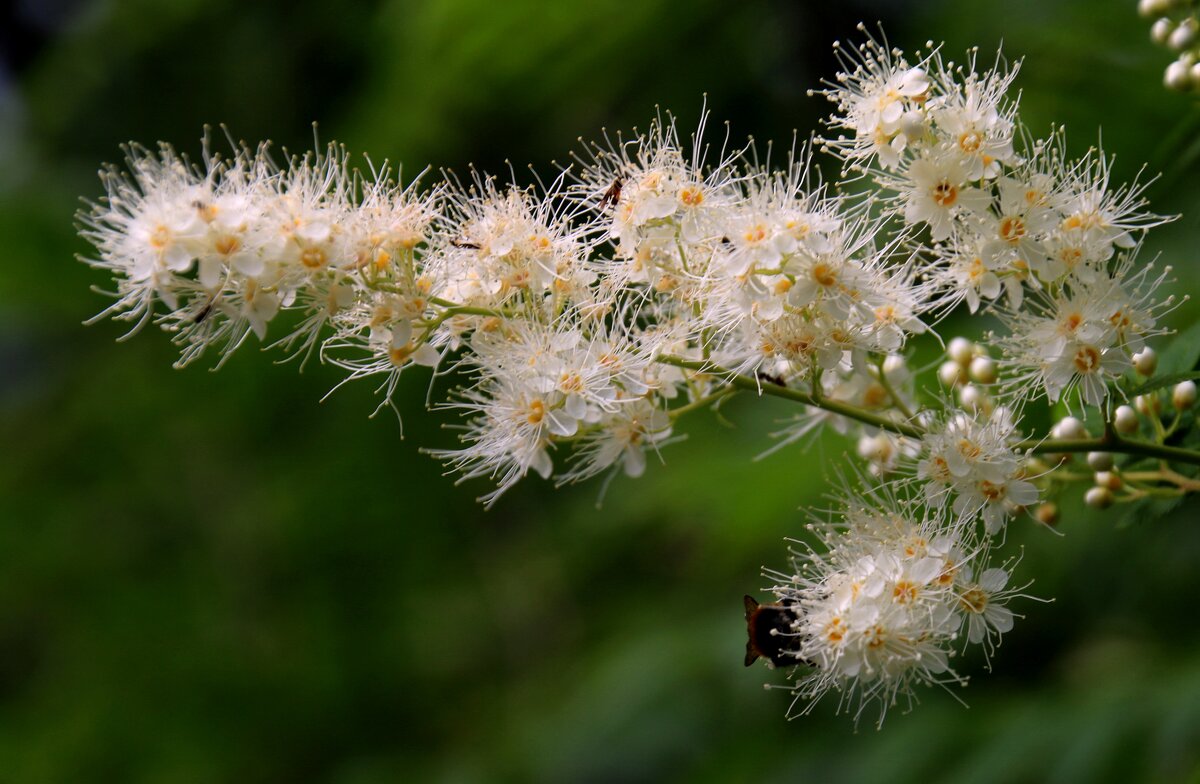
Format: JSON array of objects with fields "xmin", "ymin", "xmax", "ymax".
[
  {"xmin": 1132, "ymin": 347, "xmax": 1157, "ymax": 377},
  {"xmin": 1191, "ymin": 62, "xmax": 1200, "ymax": 84},
  {"xmin": 968, "ymin": 355, "xmax": 997, "ymax": 384},
  {"xmin": 938, "ymin": 360, "xmax": 966, "ymax": 387},
  {"xmin": 1173, "ymin": 379, "xmax": 1197, "ymax": 410},
  {"xmin": 1136, "ymin": 393, "xmax": 1163, "ymax": 416},
  {"xmin": 1152, "ymin": 16, "xmax": 1176, "ymax": 44},
  {"xmin": 1094, "ymin": 471, "xmax": 1122, "ymax": 491},
  {"xmin": 1140, "ymin": 0, "xmax": 1173, "ymax": 18},
  {"xmin": 1114, "ymin": 405, "xmax": 1140, "ymax": 435},
  {"xmin": 959, "ymin": 384, "xmax": 987, "ymax": 412},
  {"xmin": 1108, "ymin": 403, "xmax": 1137, "ymax": 434},
  {"xmin": 1087, "ymin": 451, "xmax": 1114, "ymax": 471},
  {"xmin": 1169, "ymin": 17, "xmax": 1198, "ymax": 51},
  {"xmin": 882, "ymin": 354, "xmax": 907, "ymax": 379},
  {"xmin": 1035, "ymin": 502, "xmax": 1060, "ymax": 526},
  {"xmin": 1053, "ymin": 416, "xmax": 1088, "ymax": 440},
  {"xmin": 947, "ymin": 336, "xmax": 974, "ymax": 367},
  {"xmin": 1166, "ymin": 59, "xmax": 1192, "ymax": 90},
  {"xmin": 1085, "ymin": 486, "xmax": 1115, "ymax": 509}
]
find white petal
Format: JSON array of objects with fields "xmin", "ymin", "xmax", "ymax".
[{"xmin": 980, "ymin": 568, "xmax": 1009, "ymax": 592}]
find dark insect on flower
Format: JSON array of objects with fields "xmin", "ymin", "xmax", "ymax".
[
  {"xmin": 450, "ymin": 239, "xmax": 481, "ymax": 249},
  {"xmin": 598, "ymin": 176, "xmax": 623, "ymax": 211},
  {"xmin": 193, "ymin": 293, "xmax": 220, "ymax": 323},
  {"xmin": 754, "ymin": 370, "xmax": 787, "ymax": 387},
  {"xmin": 744, "ymin": 595, "xmax": 800, "ymax": 668}
]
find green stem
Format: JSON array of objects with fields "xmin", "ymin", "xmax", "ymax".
[
  {"xmin": 1015, "ymin": 436, "xmax": 1200, "ymax": 467},
  {"xmin": 669, "ymin": 387, "xmax": 737, "ymax": 420},
  {"xmin": 655, "ymin": 355, "xmax": 1200, "ymax": 468},
  {"xmin": 656, "ymin": 355, "xmax": 925, "ymax": 439}
]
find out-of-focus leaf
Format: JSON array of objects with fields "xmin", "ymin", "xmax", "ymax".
[
  {"xmin": 1113, "ymin": 494, "xmax": 1185, "ymax": 529},
  {"xmin": 1157, "ymin": 319, "xmax": 1200, "ymax": 376},
  {"xmin": 1127, "ymin": 371, "xmax": 1200, "ymax": 396}
]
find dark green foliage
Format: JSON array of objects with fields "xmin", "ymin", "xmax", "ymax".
[{"xmin": 1, "ymin": 0, "xmax": 1200, "ymax": 781}]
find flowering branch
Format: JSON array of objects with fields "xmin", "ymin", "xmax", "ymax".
[{"xmin": 75, "ymin": 23, "xmax": 1199, "ymax": 728}]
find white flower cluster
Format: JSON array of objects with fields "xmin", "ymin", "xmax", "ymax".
[
  {"xmin": 766, "ymin": 483, "xmax": 1026, "ymax": 727},
  {"xmin": 78, "ymin": 29, "xmax": 1185, "ymax": 725},
  {"xmin": 81, "ymin": 117, "xmax": 946, "ymax": 506},
  {"xmin": 817, "ymin": 32, "xmax": 1174, "ymax": 408}
]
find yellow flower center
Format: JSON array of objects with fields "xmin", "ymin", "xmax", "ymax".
[
  {"xmin": 893, "ymin": 580, "xmax": 919, "ymax": 604},
  {"xmin": 932, "ymin": 180, "xmax": 958, "ymax": 207},
  {"xmin": 959, "ymin": 588, "xmax": 988, "ymax": 614},
  {"xmin": 1073, "ymin": 345, "xmax": 1101, "ymax": 374},
  {"xmin": 300, "ymin": 246, "xmax": 328, "ymax": 269},
  {"xmin": 812, "ymin": 263, "xmax": 837, "ymax": 287},
  {"xmin": 999, "ymin": 216, "xmax": 1026, "ymax": 243},
  {"xmin": 214, "ymin": 235, "xmax": 241, "ymax": 256}
]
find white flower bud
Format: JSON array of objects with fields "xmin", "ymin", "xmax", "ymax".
[
  {"xmin": 1140, "ymin": 0, "xmax": 1174, "ymax": 17},
  {"xmin": 1173, "ymin": 379, "xmax": 1197, "ymax": 410},
  {"xmin": 1053, "ymin": 416, "xmax": 1088, "ymax": 440},
  {"xmin": 882, "ymin": 354, "xmax": 907, "ymax": 378},
  {"xmin": 947, "ymin": 336, "xmax": 974, "ymax": 367},
  {"xmin": 1169, "ymin": 17, "xmax": 1199, "ymax": 51},
  {"xmin": 1136, "ymin": 393, "xmax": 1163, "ymax": 416},
  {"xmin": 1190, "ymin": 62, "xmax": 1200, "ymax": 84},
  {"xmin": 1087, "ymin": 451, "xmax": 1114, "ymax": 471},
  {"xmin": 938, "ymin": 360, "xmax": 966, "ymax": 387},
  {"xmin": 1152, "ymin": 17, "xmax": 1177, "ymax": 44},
  {"xmin": 1114, "ymin": 405, "xmax": 1140, "ymax": 435},
  {"xmin": 1132, "ymin": 347, "xmax": 1157, "ymax": 377},
  {"xmin": 1085, "ymin": 486, "xmax": 1115, "ymax": 510},
  {"xmin": 1142, "ymin": 0, "xmax": 1171, "ymax": 16},
  {"xmin": 1094, "ymin": 471, "xmax": 1122, "ymax": 491},
  {"xmin": 968, "ymin": 355, "xmax": 997, "ymax": 384},
  {"xmin": 1165, "ymin": 59, "xmax": 1192, "ymax": 90},
  {"xmin": 959, "ymin": 383, "xmax": 987, "ymax": 412}
]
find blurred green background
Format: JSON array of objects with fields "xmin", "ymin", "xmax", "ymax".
[{"xmin": 3, "ymin": 0, "xmax": 1200, "ymax": 781}]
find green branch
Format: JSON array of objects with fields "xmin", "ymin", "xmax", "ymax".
[
  {"xmin": 656, "ymin": 355, "xmax": 1200, "ymax": 468},
  {"xmin": 1016, "ymin": 436, "xmax": 1200, "ymax": 467},
  {"xmin": 656, "ymin": 355, "xmax": 925, "ymax": 439}
]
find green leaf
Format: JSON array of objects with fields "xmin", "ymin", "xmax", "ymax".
[
  {"xmin": 1127, "ymin": 371, "xmax": 1200, "ymax": 397},
  {"xmin": 1113, "ymin": 494, "xmax": 1185, "ymax": 529},
  {"xmin": 1157, "ymin": 319, "xmax": 1200, "ymax": 376}
]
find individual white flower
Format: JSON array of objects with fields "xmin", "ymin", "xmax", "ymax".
[
  {"xmin": 927, "ymin": 55, "xmax": 1019, "ymax": 180},
  {"xmin": 975, "ymin": 174, "xmax": 1058, "ymax": 277},
  {"xmin": 559, "ymin": 398, "xmax": 673, "ymax": 484},
  {"xmin": 901, "ymin": 153, "xmax": 992, "ymax": 241},
  {"xmin": 935, "ymin": 235, "xmax": 1005, "ymax": 313},
  {"xmin": 954, "ymin": 563, "xmax": 1031, "ymax": 665},
  {"xmin": 819, "ymin": 33, "xmax": 932, "ymax": 170},
  {"xmin": 79, "ymin": 143, "xmax": 212, "ymax": 326},
  {"xmin": 433, "ymin": 374, "xmax": 562, "ymax": 507},
  {"xmin": 1055, "ymin": 148, "xmax": 1171, "ymax": 260},
  {"xmin": 1042, "ymin": 339, "xmax": 1130, "ymax": 406}
]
